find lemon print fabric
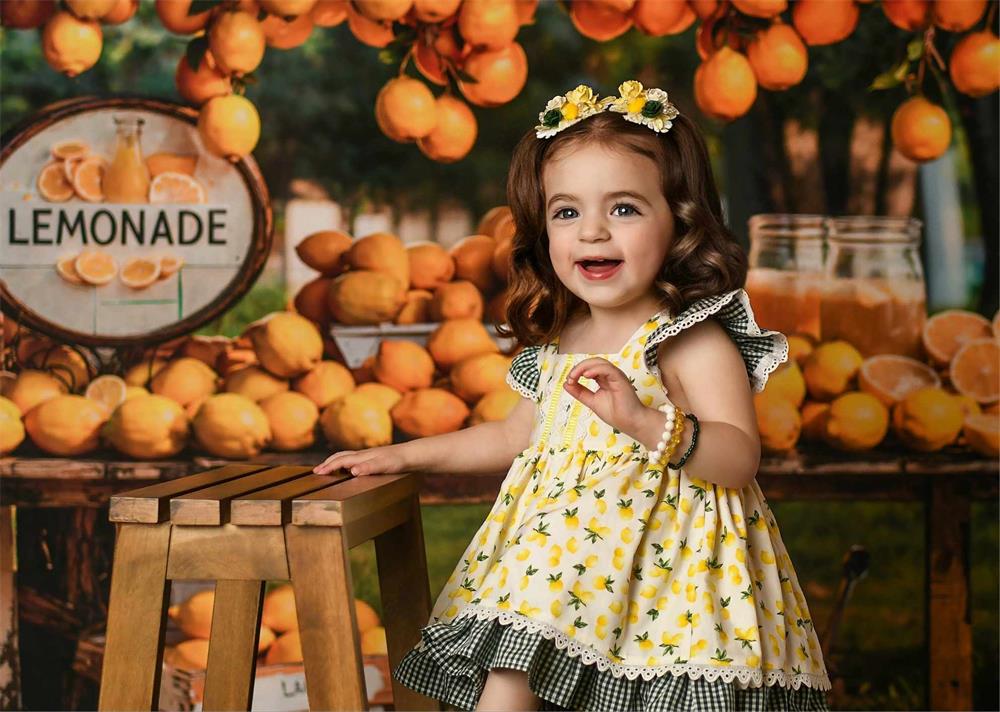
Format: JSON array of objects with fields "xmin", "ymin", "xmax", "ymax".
[{"xmin": 394, "ymin": 289, "xmax": 830, "ymax": 711}]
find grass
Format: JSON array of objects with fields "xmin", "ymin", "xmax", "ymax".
[{"xmin": 348, "ymin": 500, "xmax": 998, "ymax": 711}]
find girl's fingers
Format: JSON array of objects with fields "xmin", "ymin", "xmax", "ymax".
[
  {"xmin": 563, "ymin": 378, "xmax": 597, "ymax": 409},
  {"xmin": 568, "ymin": 357, "xmax": 610, "ymax": 380},
  {"xmin": 313, "ymin": 451, "xmax": 362, "ymax": 474}
]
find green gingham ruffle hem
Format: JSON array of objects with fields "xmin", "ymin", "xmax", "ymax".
[{"xmin": 393, "ymin": 609, "xmax": 831, "ymax": 712}]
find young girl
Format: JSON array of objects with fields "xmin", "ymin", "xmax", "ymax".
[{"xmin": 314, "ymin": 81, "xmax": 831, "ymax": 711}]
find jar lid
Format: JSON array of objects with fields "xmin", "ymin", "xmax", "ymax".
[
  {"xmin": 748, "ymin": 213, "xmax": 825, "ymax": 240},
  {"xmin": 826, "ymin": 216, "xmax": 922, "ymax": 244}
]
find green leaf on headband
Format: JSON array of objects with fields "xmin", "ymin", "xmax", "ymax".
[
  {"xmin": 542, "ymin": 109, "xmax": 562, "ymax": 127},
  {"xmin": 641, "ymin": 100, "xmax": 663, "ymax": 118}
]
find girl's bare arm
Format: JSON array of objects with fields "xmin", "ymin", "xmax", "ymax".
[
  {"xmin": 400, "ymin": 394, "xmax": 536, "ymax": 475},
  {"xmin": 313, "ymin": 393, "xmax": 537, "ymax": 477},
  {"xmin": 625, "ymin": 319, "xmax": 762, "ymax": 489}
]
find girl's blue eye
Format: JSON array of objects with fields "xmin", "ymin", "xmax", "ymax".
[
  {"xmin": 612, "ymin": 203, "xmax": 640, "ymax": 217},
  {"xmin": 553, "ymin": 207, "xmax": 577, "ymax": 220}
]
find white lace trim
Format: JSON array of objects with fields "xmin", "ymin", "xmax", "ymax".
[
  {"xmin": 505, "ymin": 371, "xmax": 537, "ymax": 401},
  {"xmin": 645, "ymin": 289, "xmax": 790, "ymax": 394},
  {"xmin": 425, "ymin": 604, "xmax": 831, "ymax": 692}
]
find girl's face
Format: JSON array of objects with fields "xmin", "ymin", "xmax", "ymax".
[{"xmin": 542, "ymin": 142, "xmax": 675, "ymax": 311}]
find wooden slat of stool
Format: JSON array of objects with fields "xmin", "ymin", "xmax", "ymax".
[
  {"xmin": 230, "ymin": 472, "xmax": 352, "ymax": 526},
  {"xmin": 375, "ymin": 496, "xmax": 439, "ymax": 711},
  {"xmin": 171, "ymin": 465, "xmax": 313, "ymax": 525},
  {"xmin": 292, "ymin": 474, "xmax": 419, "ymax": 548},
  {"xmin": 110, "ymin": 464, "xmax": 268, "ymax": 523},
  {"xmin": 292, "ymin": 473, "xmax": 417, "ymax": 526},
  {"xmin": 98, "ymin": 523, "xmax": 172, "ymax": 711},
  {"xmin": 285, "ymin": 524, "xmax": 367, "ymax": 711},
  {"xmin": 204, "ymin": 579, "xmax": 266, "ymax": 711}
]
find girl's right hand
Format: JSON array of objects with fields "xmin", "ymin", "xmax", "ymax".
[{"xmin": 312, "ymin": 444, "xmax": 409, "ymax": 477}]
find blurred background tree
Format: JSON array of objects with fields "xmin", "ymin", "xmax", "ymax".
[{"xmin": 1, "ymin": 0, "xmax": 995, "ymax": 311}]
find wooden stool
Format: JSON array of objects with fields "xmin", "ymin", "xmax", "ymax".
[{"xmin": 98, "ymin": 463, "xmax": 438, "ymax": 712}]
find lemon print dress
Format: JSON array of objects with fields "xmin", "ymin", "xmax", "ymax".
[{"xmin": 394, "ymin": 289, "xmax": 831, "ymax": 711}]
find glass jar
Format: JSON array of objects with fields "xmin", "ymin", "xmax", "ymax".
[
  {"xmin": 745, "ymin": 214, "xmax": 825, "ymax": 340},
  {"xmin": 103, "ymin": 115, "xmax": 150, "ymax": 204},
  {"xmin": 820, "ymin": 216, "xmax": 926, "ymax": 358}
]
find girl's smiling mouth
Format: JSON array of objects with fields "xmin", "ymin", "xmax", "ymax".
[{"xmin": 576, "ymin": 258, "xmax": 624, "ymax": 280}]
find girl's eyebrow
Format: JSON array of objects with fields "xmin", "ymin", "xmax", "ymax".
[{"xmin": 546, "ymin": 190, "xmax": 650, "ymax": 207}]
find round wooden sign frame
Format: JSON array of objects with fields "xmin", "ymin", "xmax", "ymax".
[{"xmin": 0, "ymin": 96, "xmax": 273, "ymax": 348}]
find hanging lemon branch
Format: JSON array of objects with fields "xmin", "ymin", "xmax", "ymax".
[{"xmin": 2, "ymin": 0, "xmax": 997, "ymax": 164}]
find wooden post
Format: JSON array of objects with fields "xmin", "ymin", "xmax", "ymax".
[
  {"xmin": 0, "ymin": 506, "xmax": 20, "ymax": 710},
  {"xmin": 285, "ymin": 525, "xmax": 367, "ymax": 711},
  {"xmin": 926, "ymin": 478, "xmax": 973, "ymax": 711},
  {"xmin": 374, "ymin": 497, "xmax": 439, "ymax": 711},
  {"xmin": 203, "ymin": 579, "xmax": 266, "ymax": 712},
  {"xmin": 98, "ymin": 523, "xmax": 172, "ymax": 711}
]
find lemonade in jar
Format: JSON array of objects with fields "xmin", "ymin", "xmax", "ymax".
[
  {"xmin": 820, "ymin": 216, "xmax": 926, "ymax": 357},
  {"xmin": 745, "ymin": 214, "xmax": 825, "ymax": 340},
  {"xmin": 103, "ymin": 115, "xmax": 150, "ymax": 203}
]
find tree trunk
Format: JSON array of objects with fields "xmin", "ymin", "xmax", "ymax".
[{"xmin": 847, "ymin": 115, "xmax": 885, "ymax": 215}]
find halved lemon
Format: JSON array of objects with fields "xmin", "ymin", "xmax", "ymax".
[
  {"xmin": 63, "ymin": 157, "xmax": 82, "ymax": 183},
  {"xmin": 158, "ymin": 253, "xmax": 185, "ymax": 279},
  {"xmin": 75, "ymin": 250, "xmax": 118, "ymax": 286},
  {"xmin": 51, "ymin": 139, "xmax": 90, "ymax": 161},
  {"xmin": 951, "ymin": 339, "xmax": 999, "ymax": 405},
  {"xmin": 85, "ymin": 374, "xmax": 127, "ymax": 415},
  {"xmin": 73, "ymin": 156, "xmax": 108, "ymax": 203},
  {"xmin": 120, "ymin": 256, "xmax": 161, "ymax": 289},
  {"xmin": 922, "ymin": 309, "xmax": 992, "ymax": 367},
  {"xmin": 858, "ymin": 354, "xmax": 941, "ymax": 407},
  {"xmin": 148, "ymin": 171, "xmax": 206, "ymax": 204},
  {"xmin": 37, "ymin": 162, "xmax": 74, "ymax": 202},
  {"xmin": 963, "ymin": 413, "xmax": 999, "ymax": 457},
  {"xmin": 56, "ymin": 253, "xmax": 85, "ymax": 285},
  {"xmin": 146, "ymin": 153, "xmax": 198, "ymax": 177}
]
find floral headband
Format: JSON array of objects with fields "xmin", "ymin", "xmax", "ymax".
[{"xmin": 535, "ymin": 80, "xmax": 680, "ymax": 139}]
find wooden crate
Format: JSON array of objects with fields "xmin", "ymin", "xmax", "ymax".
[{"xmin": 74, "ymin": 635, "xmax": 394, "ymax": 711}]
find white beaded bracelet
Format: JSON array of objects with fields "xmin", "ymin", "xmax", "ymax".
[{"xmin": 649, "ymin": 403, "xmax": 676, "ymax": 465}]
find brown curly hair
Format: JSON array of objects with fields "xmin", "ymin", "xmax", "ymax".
[{"xmin": 497, "ymin": 109, "xmax": 747, "ymax": 347}]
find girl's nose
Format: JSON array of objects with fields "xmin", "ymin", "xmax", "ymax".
[{"xmin": 579, "ymin": 215, "xmax": 610, "ymax": 242}]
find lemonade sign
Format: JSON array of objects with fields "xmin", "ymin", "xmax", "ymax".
[{"xmin": 0, "ymin": 97, "xmax": 271, "ymax": 346}]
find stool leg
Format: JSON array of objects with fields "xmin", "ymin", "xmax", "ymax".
[
  {"xmin": 374, "ymin": 495, "xmax": 439, "ymax": 711},
  {"xmin": 1, "ymin": 505, "xmax": 21, "ymax": 709},
  {"xmin": 204, "ymin": 579, "xmax": 265, "ymax": 711},
  {"xmin": 99, "ymin": 523, "xmax": 171, "ymax": 711},
  {"xmin": 285, "ymin": 525, "xmax": 367, "ymax": 711}
]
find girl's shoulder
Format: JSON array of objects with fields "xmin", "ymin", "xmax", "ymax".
[{"xmin": 643, "ymin": 288, "xmax": 789, "ymax": 393}]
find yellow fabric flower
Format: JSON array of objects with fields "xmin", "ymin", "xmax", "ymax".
[
  {"xmin": 535, "ymin": 83, "xmax": 605, "ymax": 138},
  {"xmin": 607, "ymin": 80, "xmax": 680, "ymax": 134}
]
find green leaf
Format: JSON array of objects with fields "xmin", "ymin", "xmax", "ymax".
[
  {"xmin": 185, "ymin": 36, "xmax": 208, "ymax": 72},
  {"xmin": 378, "ymin": 48, "xmax": 401, "ymax": 65},
  {"xmin": 906, "ymin": 38, "xmax": 924, "ymax": 62},
  {"xmin": 893, "ymin": 59, "xmax": 910, "ymax": 81},
  {"xmin": 869, "ymin": 60, "xmax": 908, "ymax": 91}
]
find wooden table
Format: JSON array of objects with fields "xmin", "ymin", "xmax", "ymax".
[{"xmin": 2, "ymin": 443, "xmax": 997, "ymax": 711}]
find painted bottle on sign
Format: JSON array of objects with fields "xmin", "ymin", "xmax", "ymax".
[{"xmin": 103, "ymin": 115, "xmax": 150, "ymax": 204}]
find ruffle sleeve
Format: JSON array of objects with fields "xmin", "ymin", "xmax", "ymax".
[
  {"xmin": 505, "ymin": 344, "xmax": 544, "ymax": 403},
  {"xmin": 642, "ymin": 288, "xmax": 789, "ymax": 393}
]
